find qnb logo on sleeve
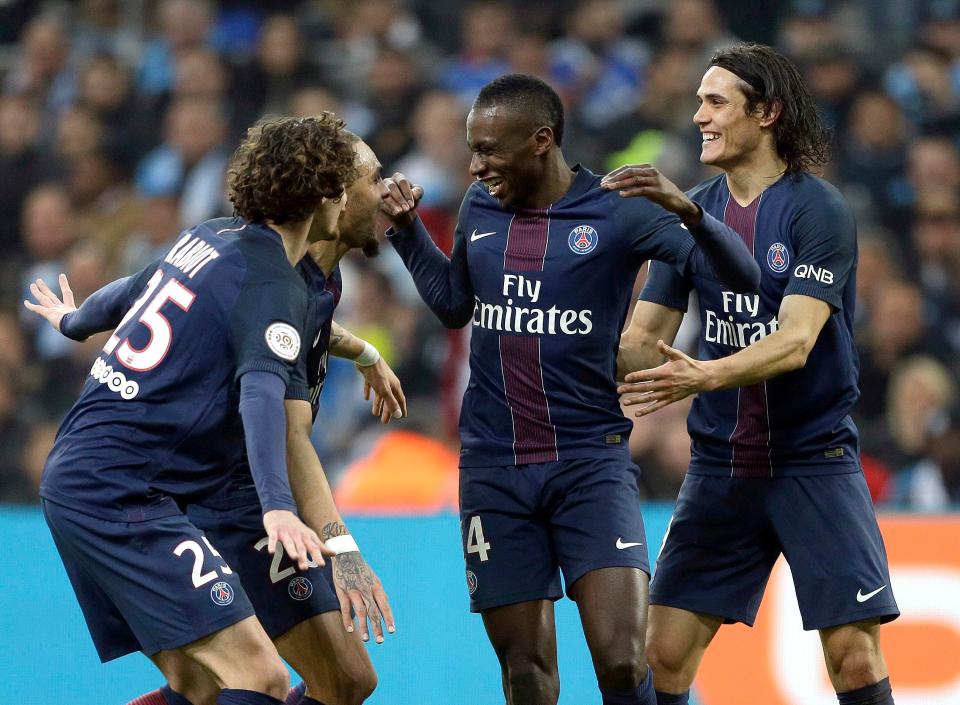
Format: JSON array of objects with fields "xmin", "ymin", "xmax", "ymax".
[
  {"xmin": 472, "ymin": 274, "xmax": 593, "ymax": 334},
  {"xmin": 89, "ymin": 357, "xmax": 140, "ymax": 400},
  {"xmin": 793, "ymin": 264, "xmax": 834, "ymax": 285},
  {"xmin": 264, "ymin": 322, "xmax": 301, "ymax": 361}
]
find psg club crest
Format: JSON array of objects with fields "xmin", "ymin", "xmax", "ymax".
[
  {"xmin": 210, "ymin": 581, "xmax": 235, "ymax": 606},
  {"xmin": 568, "ymin": 225, "xmax": 598, "ymax": 255},
  {"xmin": 766, "ymin": 242, "xmax": 789, "ymax": 273},
  {"xmin": 288, "ymin": 576, "xmax": 314, "ymax": 601},
  {"xmin": 466, "ymin": 570, "xmax": 478, "ymax": 595}
]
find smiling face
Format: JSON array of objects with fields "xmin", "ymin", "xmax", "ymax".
[
  {"xmin": 693, "ymin": 66, "xmax": 771, "ymax": 171},
  {"xmin": 466, "ymin": 104, "xmax": 547, "ymax": 208}
]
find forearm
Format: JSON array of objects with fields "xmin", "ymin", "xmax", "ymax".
[
  {"xmin": 329, "ymin": 321, "xmax": 365, "ymax": 360},
  {"xmin": 286, "ymin": 430, "xmax": 348, "ymax": 538},
  {"xmin": 685, "ymin": 207, "xmax": 762, "ymax": 293},
  {"xmin": 387, "ymin": 216, "xmax": 474, "ymax": 328},
  {"xmin": 704, "ymin": 327, "xmax": 810, "ymax": 391},
  {"xmin": 60, "ymin": 276, "xmax": 132, "ymax": 340},
  {"xmin": 239, "ymin": 371, "xmax": 297, "ymax": 513},
  {"xmin": 618, "ymin": 334, "xmax": 670, "ymax": 382}
]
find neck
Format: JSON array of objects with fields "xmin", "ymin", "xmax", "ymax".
[
  {"xmin": 722, "ymin": 147, "xmax": 788, "ymax": 205},
  {"xmin": 268, "ymin": 218, "xmax": 313, "ymax": 266},
  {"xmin": 524, "ymin": 150, "xmax": 576, "ymax": 208},
  {"xmin": 307, "ymin": 239, "xmax": 349, "ymax": 276}
]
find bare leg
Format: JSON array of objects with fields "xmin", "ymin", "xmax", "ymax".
[
  {"xmin": 644, "ymin": 605, "xmax": 722, "ymax": 695},
  {"xmin": 482, "ymin": 600, "xmax": 560, "ymax": 705},
  {"xmin": 819, "ymin": 619, "xmax": 889, "ymax": 693},
  {"xmin": 275, "ymin": 611, "xmax": 378, "ymax": 705}
]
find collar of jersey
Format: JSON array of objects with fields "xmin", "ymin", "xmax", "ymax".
[{"xmin": 501, "ymin": 163, "xmax": 595, "ymax": 214}]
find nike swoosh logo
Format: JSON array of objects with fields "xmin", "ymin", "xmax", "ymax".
[
  {"xmin": 471, "ymin": 229, "xmax": 497, "ymax": 242},
  {"xmin": 856, "ymin": 585, "xmax": 887, "ymax": 603},
  {"xmin": 616, "ymin": 538, "xmax": 643, "ymax": 550}
]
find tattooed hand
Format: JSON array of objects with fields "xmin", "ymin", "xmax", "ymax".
[{"xmin": 322, "ymin": 522, "xmax": 395, "ymax": 643}]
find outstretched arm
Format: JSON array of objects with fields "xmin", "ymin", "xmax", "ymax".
[
  {"xmin": 619, "ymin": 294, "xmax": 830, "ymax": 417},
  {"xmin": 285, "ymin": 399, "xmax": 395, "ymax": 643},
  {"xmin": 618, "ymin": 300, "xmax": 685, "ymax": 382},
  {"xmin": 25, "ymin": 273, "xmax": 131, "ymax": 340},
  {"xmin": 601, "ymin": 164, "xmax": 761, "ymax": 292},
  {"xmin": 382, "ymin": 173, "xmax": 475, "ymax": 328}
]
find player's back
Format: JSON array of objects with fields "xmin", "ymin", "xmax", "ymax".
[{"xmin": 41, "ymin": 217, "xmax": 310, "ymax": 521}]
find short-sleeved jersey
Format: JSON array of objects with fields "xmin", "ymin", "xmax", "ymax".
[
  {"xmin": 410, "ymin": 165, "xmax": 707, "ymax": 467},
  {"xmin": 40, "ymin": 217, "xmax": 312, "ymax": 520},
  {"xmin": 640, "ymin": 173, "xmax": 860, "ymax": 477}
]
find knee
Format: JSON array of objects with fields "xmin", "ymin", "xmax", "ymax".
[
  {"xmin": 829, "ymin": 646, "xmax": 885, "ymax": 691},
  {"xmin": 503, "ymin": 655, "xmax": 560, "ymax": 705},
  {"xmin": 596, "ymin": 658, "xmax": 648, "ymax": 692},
  {"xmin": 646, "ymin": 638, "xmax": 689, "ymax": 680},
  {"xmin": 262, "ymin": 660, "xmax": 292, "ymax": 700},
  {"xmin": 341, "ymin": 664, "xmax": 378, "ymax": 704}
]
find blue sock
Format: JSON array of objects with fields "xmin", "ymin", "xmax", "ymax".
[
  {"xmin": 284, "ymin": 682, "xmax": 306, "ymax": 705},
  {"xmin": 655, "ymin": 690, "xmax": 690, "ymax": 705},
  {"xmin": 837, "ymin": 677, "xmax": 894, "ymax": 705},
  {"xmin": 600, "ymin": 666, "xmax": 656, "ymax": 705},
  {"xmin": 162, "ymin": 686, "xmax": 197, "ymax": 705},
  {"xmin": 217, "ymin": 690, "xmax": 284, "ymax": 705}
]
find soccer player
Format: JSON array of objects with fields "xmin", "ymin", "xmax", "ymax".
[
  {"xmin": 31, "ymin": 114, "xmax": 356, "ymax": 705},
  {"xmin": 26, "ymin": 134, "xmax": 400, "ymax": 705},
  {"xmin": 614, "ymin": 44, "xmax": 899, "ymax": 705},
  {"xmin": 379, "ymin": 73, "xmax": 760, "ymax": 705}
]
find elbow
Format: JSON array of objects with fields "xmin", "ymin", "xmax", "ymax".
[
  {"xmin": 729, "ymin": 264, "xmax": 762, "ymax": 294},
  {"xmin": 439, "ymin": 305, "xmax": 475, "ymax": 329},
  {"xmin": 784, "ymin": 336, "xmax": 815, "ymax": 371}
]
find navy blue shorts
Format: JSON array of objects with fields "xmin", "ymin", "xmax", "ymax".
[
  {"xmin": 187, "ymin": 500, "xmax": 339, "ymax": 639},
  {"xmin": 650, "ymin": 472, "xmax": 900, "ymax": 630},
  {"xmin": 42, "ymin": 498, "xmax": 255, "ymax": 662},
  {"xmin": 459, "ymin": 456, "xmax": 650, "ymax": 613}
]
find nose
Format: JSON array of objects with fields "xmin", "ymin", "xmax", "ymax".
[
  {"xmin": 469, "ymin": 152, "xmax": 486, "ymax": 178},
  {"xmin": 693, "ymin": 103, "xmax": 708, "ymax": 126}
]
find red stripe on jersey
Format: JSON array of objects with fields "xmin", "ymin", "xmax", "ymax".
[
  {"xmin": 504, "ymin": 207, "xmax": 550, "ymax": 271},
  {"xmin": 499, "ymin": 335, "xmax": 558, "ymax": 465},
  {"xmin": 724, "ymin": 195, "xmax": 773, "ymax": 477}
]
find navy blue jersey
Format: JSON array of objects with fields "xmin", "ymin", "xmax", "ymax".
[
  {"xmin": 390, "ymin": 165, "xmax": 758, "ymax": 467},
  {"xmin": 40, "ymin": 217, "xmax": 312, "ymax": 520},
  {"xmin": 295, "ymin": 257, "xmax": 343, "ymax": 418},
  {"xmin": 640, "ymin": 173, "xmax": 860, "ymax": 477}
]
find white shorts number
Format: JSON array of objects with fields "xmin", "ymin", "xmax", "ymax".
[
  {"xmin": 254, "ymin": 537, "xmax": 318, "ymax": 584},
  {"xmin": 173, "ymin": 535, "xmax": 233, "ymax": 588},
  {"xmin": 466, "ymin": 515, "xmax": 491, "ymax": 562}
]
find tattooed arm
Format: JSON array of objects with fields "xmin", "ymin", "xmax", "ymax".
[{"xmin": 285, "ymin": 399, "xmax": 395, "ymax": 641}]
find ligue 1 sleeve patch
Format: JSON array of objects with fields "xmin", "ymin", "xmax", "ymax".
[{"xmin": 264, "ymin": 322, "xmax": 301, "ymax": 361}]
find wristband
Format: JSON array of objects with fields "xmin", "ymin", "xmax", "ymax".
[
  {"xmin": 326, "ymin": 534, "xmax": 360, "ymax": 554},
  {"xmin": 355, "ymin": 341, "xmax": 380, "ymax": 367}
]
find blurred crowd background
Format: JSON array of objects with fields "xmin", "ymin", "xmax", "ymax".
[{"xmin": 0, "ymin": 0, "xmax": 958, "ymax": 511}]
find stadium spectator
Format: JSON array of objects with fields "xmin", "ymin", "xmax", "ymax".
[
  {"xmin": 136, "ymin": 0, "xmax": 215, "ymax": 96},
  {"xmin": 439, "ymin": 1, "xmax": 514, "ymax": 106},
  {"xmin": 135, "ymin": 96, "xmax": 230, "ymax": 228}
]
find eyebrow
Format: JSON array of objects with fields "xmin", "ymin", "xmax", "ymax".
[{"xmin": 697, "ymin": 92, "xmax": 728, "ymax": 102}]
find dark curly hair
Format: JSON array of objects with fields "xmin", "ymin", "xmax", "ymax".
[
  {"xmin": 227, "ymin": 113, "xmax": 358, "ymax": 225},
  {"xmin": 710, "ymin": 43, "xmax": 831, "ymax": 174}
]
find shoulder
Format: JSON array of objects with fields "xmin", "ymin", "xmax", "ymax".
[
  {"xmin": 784, "ymin": 174, "xmax": 855, "ymax": 238},
  {"xmin": 685, "ymin": 173, "xmax": 726, "ymax": 201}
]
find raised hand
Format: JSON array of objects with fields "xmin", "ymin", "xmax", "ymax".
[
  {"xmin": 380, "ymin": 172, "xmax": 424, "ymax": 228},
  {"xmin": 601, "ymin": 164, "xmax": 701, "ymax": 225},
  {"xmin": 262, "ymin": 509, "xmax": 334, "ymax": 570},
  {"xmin": 333, "ymin": 551, "xmax": 395, "ymax": 644},
  {"xmin": 23, "ymin": 274, "xmax": 77, "ymax": 332}
]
